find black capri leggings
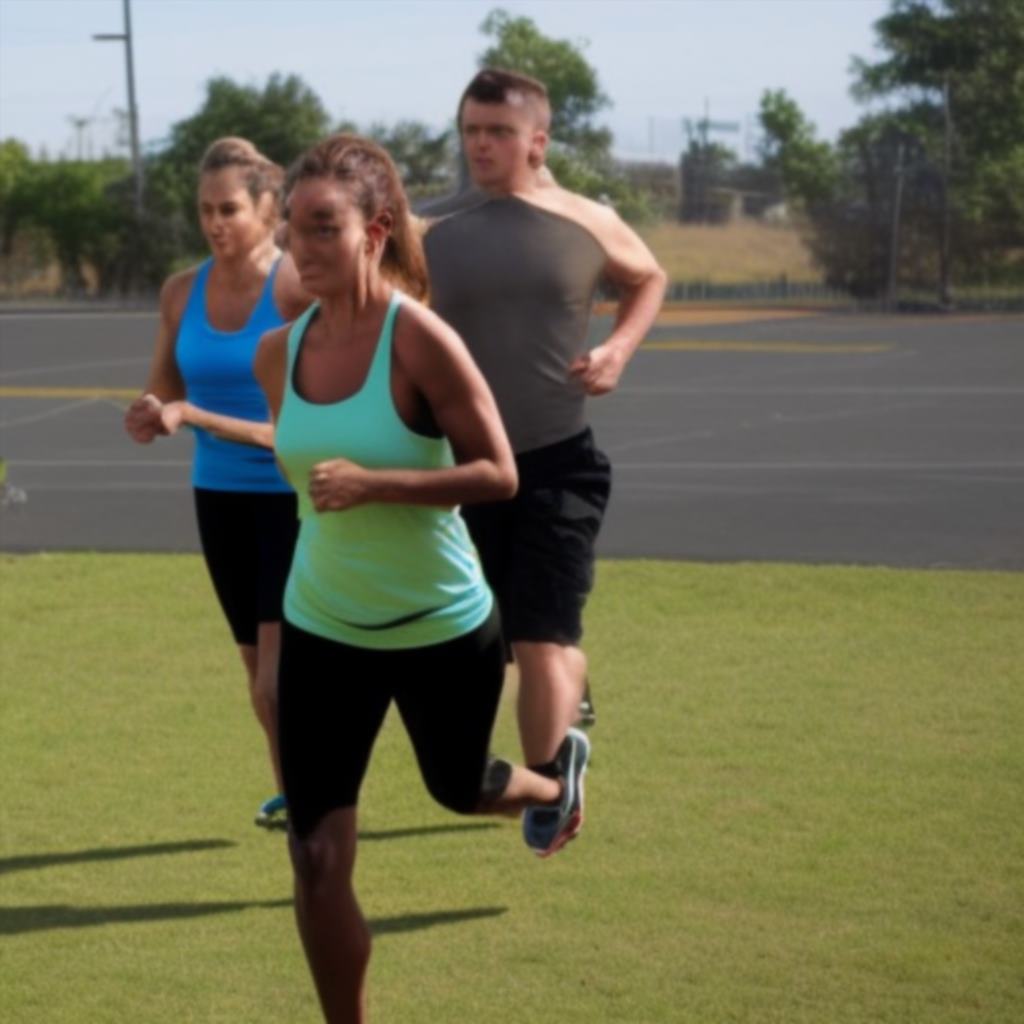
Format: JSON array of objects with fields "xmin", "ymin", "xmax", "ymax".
[
  {"xmin": 278, "ymin": 608, "xmax": 505, "ymax": 840},
  {"xmin": 193, "ymin": 488, "xmax": 299, "ymax": 646}
]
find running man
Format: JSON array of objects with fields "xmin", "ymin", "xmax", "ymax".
[{"xmin": 423, "ymin": 68, "xmax": 667, "ymax": 854}]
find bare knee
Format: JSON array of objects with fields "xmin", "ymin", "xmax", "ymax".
[
  {"xmin": 289, "ymin": 830, "xmax": 347, "ymax": 890},
  {"xmin": 289, "ymin": 829, "xmax": 370, "ymax": 957}
]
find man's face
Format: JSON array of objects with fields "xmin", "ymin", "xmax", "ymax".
[{"xmin": 460, "ymin": 97, "xmax": 547, "ymax": 191}]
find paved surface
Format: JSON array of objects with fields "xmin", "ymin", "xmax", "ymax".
[{"xmin": 1, "ymin": 306, "xmax": 1022, "ymax": 569}]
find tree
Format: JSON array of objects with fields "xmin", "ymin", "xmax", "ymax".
[
  {"xmin": 15, "ymin": 158, "xmax": 128, "ymax": 292},
  {"xmin": 758, "ymin": 90, "xmax": 839, "ymax": 209},
  {"xmin": 367, "ymin": 121, "xmax": 455, "ymax": 196},
  {"xmin": 851, "ymin": 0, "xmax": 1024, "ymax": 297},
  {"xmin": 0, "ymin": 139, "xmax": 32, "ymax": 255},
  {"xmin": 161, "ymin": 73, "xmax": 333, "ymax": 172}
]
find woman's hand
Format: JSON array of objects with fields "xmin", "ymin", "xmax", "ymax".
[
  {"xmin": 158, "ymin": 401, "xmax": 187, "ymax": 435},
  {"xmin": 124, "ymin": 393, "xmax": 165, "ymax": 443},
  {"xmin": 309, "ymin": 458, "xmax": 373, "ymax": 512},
  {"xmin": 124, "ymin": 394, "xmax": 189, "ymax": 442}
]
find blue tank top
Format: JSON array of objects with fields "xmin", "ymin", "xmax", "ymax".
[
  {"xmin": 274, "ymin": 292, "xmax": 492, "ymax": 650},
  {"xmin": 175, "ymin": 258, "xmax": 292, "ymax": 492}
]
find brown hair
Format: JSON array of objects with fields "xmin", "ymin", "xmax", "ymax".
[
  {"xmin": 458, "ymin": 68, "xmax": 551, "ymax": 131},
  {"xmin": 285, "ymin": 133, "xmax": 428, "ymax": 300},
  {"xmin": 199, "ymin": 137, "xmax": 285, "ymax": 215}
]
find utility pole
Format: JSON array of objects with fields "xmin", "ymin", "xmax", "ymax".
[
  {"xmin": 68, "ymin": 116, "xmax": 91, "ymax": 160},
  {"xmin": 94, "ymin": 0, "xmax": 142, "ymax": 216},
  {"xmin": 938, "ymin": 73, "xmax": 953, "ymax": 308},
  {"xmin": 887, "ymin": 142, "xmax": 906, "ymax": 311}
]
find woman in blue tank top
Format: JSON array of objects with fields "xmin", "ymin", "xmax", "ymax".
[
  {"xmin": 124, "ymin": 137, "xmax": 312, "ymax": 828},
  {"xmin": 254, "ymin": 135, "xmax": 590, "ymax": 1023}
]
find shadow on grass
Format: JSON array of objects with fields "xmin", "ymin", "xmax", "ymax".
[
  {"xmin": 0, "ymin": 839, "xmax": 236, "ymax": 876},
  {"xmin": 0, "ymin": 899, "xmax": 293, "ymax": 935},
  {"xmin": 358, "ymin": 822, "xmax": 501, "ymax": 842},
  {"xmin": 1, "ymin": 901, "xmax": 507, "ymax": 937},
  {"xmin": 370, "ymin": 906, "xmax": 507, "ymax": 936}
]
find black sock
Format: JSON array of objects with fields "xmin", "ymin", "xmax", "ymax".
[{"xmin": 528, "ymin": 759, "xmax": 560, "ymax": 780}]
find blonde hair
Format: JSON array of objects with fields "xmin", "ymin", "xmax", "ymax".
[
  {"xmin": 198, "ymin": 137, "xmax": 284, "ymax": 214},
  {"xmin": 285, "ymin": 133, "xmax": 428, "ymax": 300}
]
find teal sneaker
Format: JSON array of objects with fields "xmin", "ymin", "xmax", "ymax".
[
  {"xmin": 522, "ymin": 728, "xmax": 591, "ymax": 858},
  {"xmin": 254, "ymin": 793, "xmax": 287, "ymax": 831}
]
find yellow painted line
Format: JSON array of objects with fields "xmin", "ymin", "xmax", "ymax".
[
  {"xmin": 595, "ymin": 303, "xmax": 820, "ymax": 326},
  {"xmin": 0, "ymin": 386, "xmax": 137, "ymax": 399},
  {"xmin": 641, "ymin": 340, "xmax": 890, "ymax": 353}
]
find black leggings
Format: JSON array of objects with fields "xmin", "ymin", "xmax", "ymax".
[
  {"xmin": 278, "ymin": 609, "xmax": 505, "ymax": 840},
  {"xmin": 193, "ymin": 488, "xmax": 298, "ymax": 646}
]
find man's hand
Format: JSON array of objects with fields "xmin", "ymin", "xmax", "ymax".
[
  {"xmin": 309, "ymin": 457, "xmax": 373, "ymax": 512},
  {"xmin": 569, "ymin": 343, "xmax": 627, "ymax": 396}
]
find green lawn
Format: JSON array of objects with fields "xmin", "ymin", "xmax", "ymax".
[{"xmin": 2, "ymin": 554, "xmax": 1022, "ymax": 1023}]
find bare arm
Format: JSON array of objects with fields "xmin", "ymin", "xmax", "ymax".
[
  {"xmin": 253, "ymin": 325, "xmax": 289, "ymax": 424},
  {"xmin": 570, "ymin": 205, "xmax": 667, "ymax": 395},
  {"xmin": 307, "ymin": 303, "xmax": 517, "ymax": 513},
  {"xmin": 123, "ymin": 273, "xmax": 189, "ymax": 443},
  {"xmin": 161, "ymin": 402, "xmax": 275, "ymax": 448}
]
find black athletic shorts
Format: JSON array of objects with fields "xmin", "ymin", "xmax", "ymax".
[
  {"xmin": 278, "ymin": 607, "xmax": 504, "ymax": 839},
  {"xmin": 193, "ymin": 488, "xmax": 299, "ymax": 647},
  {"xmin": 460, "ymin": 427, "xmax": 611, "ymax": 647}
]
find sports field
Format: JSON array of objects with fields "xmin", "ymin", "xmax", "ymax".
[{"xmin": 2, "ymin": 553, "xmax": 1021, "ymax": 1023}]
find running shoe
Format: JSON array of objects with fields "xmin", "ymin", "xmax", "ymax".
[
  {"xmin": 254, "ymin": 793, "xmax": 288, "ymax": 831},
  {"xmin": 522, "ymin": 727, "xmax": 591, "ymax": 857},
  {"xmin": 576, "ymin": 678, "xmax": 596, "ymax": 729}
]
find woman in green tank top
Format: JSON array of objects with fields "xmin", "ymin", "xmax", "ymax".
[{"xmin": 254, "ymin": 135, "xmax": 590, "ymax": 1024}]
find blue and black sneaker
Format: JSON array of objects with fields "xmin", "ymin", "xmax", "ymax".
[
  {"xmin": 522, "ymin": 727, "xmax": 591, "ymax": 858},
  {"xmin": 254, "ymin": 793, "xmax": 287, "ymax": 831}
]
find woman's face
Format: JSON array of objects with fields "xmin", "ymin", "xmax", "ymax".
[
  {"xmin": 285, "ymin": 178, "xmax": 372, "ymax": 298},
  {"xmin": 197, "ymin": 167, "xmax": 274, "ymax": 260}
]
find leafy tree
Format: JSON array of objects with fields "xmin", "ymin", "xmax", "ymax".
[
  {"xmin": 758, "ymin": 90, "xmax": 840, "ymax": 209},
  {"xmin": 0, "ymin": 139, "xmax": 32, "ymax": 254},
  {"xmin": 756, "ymin": 1, "xmax": 1024, "ymax": 300},
  {"xmin": 15, "ymin": 158, "xmax": 127, "ymax": 292},
  {"xmin": 161, "ymin": 73, "xmax": 332, "ymax": 172},
  {"xmin": 851, "ymin": 0, "xmax": 1024, "ymax": 160},
  {"xmin": 850, "ymin": 0, "xmax": 1024, "ymax": 295},
  {"xmin": 366, "ymin": 121, "xmax": 455, "ymax": 196}
]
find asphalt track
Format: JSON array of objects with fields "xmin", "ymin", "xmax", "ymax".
[{"xmin": 1, "ymin": 305, "xmax": 1022, "ymax": 569}]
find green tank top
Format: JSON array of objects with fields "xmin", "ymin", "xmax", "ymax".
[{"xmin": 275, "ymin": 291, "xmax": 492, "ymax": 649}]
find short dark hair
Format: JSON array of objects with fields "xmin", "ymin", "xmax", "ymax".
[{"xmin": 458, "ymin": 68, "xmax": 551, "ymax": 130}]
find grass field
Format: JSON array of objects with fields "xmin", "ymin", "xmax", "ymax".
[
  {"xmin": 639, "ymin": 219, "xmax": 822, "ymax": 285},
  {"xmin": 2, "ymin": 553, "xmax": 1022, "ymax": 1023}
]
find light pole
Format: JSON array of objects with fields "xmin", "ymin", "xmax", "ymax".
[{"xmin": 94, "ymin": 0, "xmax": 143, "ymax": 216}]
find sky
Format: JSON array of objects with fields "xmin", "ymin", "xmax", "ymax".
[{"xmin": 0, "ymin": 0, "xmax": 892, "ymax": 164}]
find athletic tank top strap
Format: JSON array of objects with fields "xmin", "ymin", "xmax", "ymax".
[
  {"xmin": 182, "ymin": 258, "xmax": 214, "ymax": 323},
  {"xmin": 360, "ymin": 289, "xmax": 403, "ymax": 408},
  {"xmin": 284, "ymin": 301, "xmax": 321, "ymax": 387}
]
